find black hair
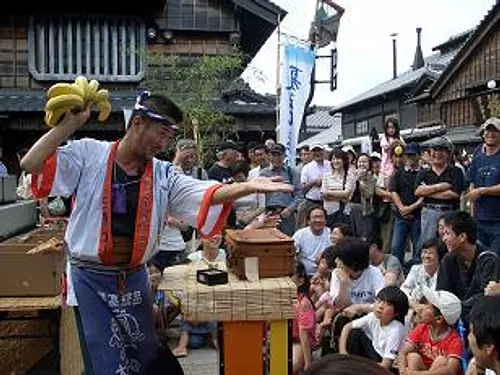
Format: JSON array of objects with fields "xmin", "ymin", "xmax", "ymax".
[
  {"xmin": 147, "ymin": 258, "xmax": 165, "ymax": 274},
  {"xmin": 384, "ymin": 117, "xmax": 400, "ymax": 138},
  {"xmin": 320, "ymin": 247, "xmax": 337, "ymax": 270},
  {"xmin": 303, "ymin": 353, "xmax": 393, "ymax": 375},
  {"xmin": 129, "ymin": 92, "xmax": 183, "ymax": 130},
  {"xmin": 442, "ymin": 211, "xmax": 477, "ymax": 244},
  {"xmin": 421, "ymin": 238, "xmax": 447, "ymax": 261},
  {"xmin": 231, "ymin": 160, "xmax": 250, "ymax": 177},
  {"xmin": 247, "ymin": 142, "xmax": 258, "ymax": 152},
  {"xmin": 301, "ymin": 145, "xmax": 310, "ymax": 152},
  {"xmin": 330, "ymin": 148, "xmax": 350, "ymax": 173},
  {"xmin": 376, "ymin": 286, "xmax": 409, "ymax": 324},
  {"xmin": 253, "ymin": 143, "xmax": 268, "ymax": 153},
  {"xmin": 335, "ymin": 237, "xmax": 369, "ymax": 272},
  {"xmin": 307, "ymin": 206, "xmax": 327, "ymax": 221},
  {"xmin": 332, "ymin": 223, "xmax": 353, "ymax": 237},
  {"xmin": 469, "ymin": 296, "xmax": 500, "ymax": 362},
  {"xmin": 295, "ymin": 262, "xmax": 311, "ymax": 296},
  {"xmin": 366, "ymin": 235, "xmax": 383, "ymax": 251}
]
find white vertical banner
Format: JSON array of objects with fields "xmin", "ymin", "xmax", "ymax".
[{"xmin": 279, "ymin": 43, "xmax": 316, "ymax": 165}]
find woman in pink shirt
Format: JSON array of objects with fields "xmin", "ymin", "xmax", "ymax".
[
  {"xmin": 292, "ymin": 263, "xmax": 317, "ymax": 374},
  {"xmin": 380, "ymin": 117, "xmax": 404, "ymax": 187}
]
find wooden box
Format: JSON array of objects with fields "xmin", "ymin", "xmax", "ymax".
[
  {"xmin": 224, "ymin": 228, "xmax": 295, "ymax": 280},
  {"xmin": 0, "ymin": 244, "xmax": 62, "ymax": 297}
]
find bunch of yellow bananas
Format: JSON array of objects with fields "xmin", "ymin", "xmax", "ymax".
[{"xmin": 44, "ymin": 76, "xmax": 112, "ymax": 127}]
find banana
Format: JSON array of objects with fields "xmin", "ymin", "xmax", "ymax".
[
  {"xmin": 87, "ymin": 79, "xmax": 99, "ymax": 102},
  {"xmin": 95, "ymin": 89, "xmax": 109, "ymax": 102},
  {"xmin": 47, "ymin": 83, "xmax": 84, "ymax": 100},
  {"xmin": 45, "ymin": 107, "xmax": 67, "ymax": 128},
  {"xmin": 97, "ymin": 99, "xmax": 111, "ymax": 122},
  {"xmin": 74, "ymin": 76, "xmax": 90, "ymax": 101},
  {"xmin": 45, "ymin": 94, "xmax": 84, "ymax": 112}
]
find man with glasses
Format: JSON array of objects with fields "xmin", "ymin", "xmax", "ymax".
[
  {"xmin": 20, "ymin": 91, "xmax": 292, "ymax": 374},
  {"xmin": 466, "ymin": 117, "xmax": 500, "ymax": 254}
]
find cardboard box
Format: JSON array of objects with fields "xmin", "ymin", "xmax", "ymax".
[{"xmin": 0, "ymin": 243, "xmax": 62, "ymax": 297}]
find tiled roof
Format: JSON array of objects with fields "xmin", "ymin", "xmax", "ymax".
[
  {"xmin": 332, "ymin": 49, "xmax": 459, "ymax": 113},
  {"xmin": 306, "ymin": 107, "xmax": 337, "ymax": 129},
  {"xmin": 0, "ymin": 91, "xmax": 137, "ymax": 113}
]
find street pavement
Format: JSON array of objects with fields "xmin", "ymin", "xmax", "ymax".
[{"xmin": 177, "ymin": 347, "xmax": 218, "ymax": 375}]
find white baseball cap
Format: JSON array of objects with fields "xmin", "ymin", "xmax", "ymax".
[
  {"xmin": 422, "ymin": 286, "xmax": 462, "ymax": 326},
  {"xmin": 370, "ymin": 151, "xmax": 382, "ymax": 160}
]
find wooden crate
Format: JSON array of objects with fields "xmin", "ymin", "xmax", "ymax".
[
  {"xmin": 225, "ymin": 228, "xmax": 295, "ymax": 280},
  {"xmin": 0, "ymin": 243, "xmax": 62, "ymax": 297}
]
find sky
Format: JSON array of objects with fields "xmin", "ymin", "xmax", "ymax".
[{"xmin": 241, "ymin": 0, "xmax": 497, "ymax": 107}]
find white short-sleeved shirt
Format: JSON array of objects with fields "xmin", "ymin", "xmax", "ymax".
[
  {"xmin": 301, "ymin": 160, "xmax": 332, "ymax": 201},
  {"xmin": 156, "ymin": 223, "xmax": 186, "ymax": 252},
  {"xmin": 330, "ymin": 265, "xmax": 385, "ymax": 305},
  {"xmin": 352, "ymin": 312, "xmax": 407, "ymax": 360},
  {"xmin": 293, "ymin": 226, "xmax": 331, "ymax": 276}
]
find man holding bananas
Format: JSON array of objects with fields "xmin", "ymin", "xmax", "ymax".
[{"xmin": 21, "ymin": 90, "xmax": 292, "ymax": 375}]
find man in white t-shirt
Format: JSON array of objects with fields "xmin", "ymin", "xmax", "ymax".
[
  {"xmin": 152, "ymin": 217, "xmax": 187, "ymax": 269},
  {"xmin": 297, "ymin": 144, "xmax": 333, "ymax": 228},
  {"xmin": 293, "ymin": 206, "xmax": 331, "ymax": 276}
]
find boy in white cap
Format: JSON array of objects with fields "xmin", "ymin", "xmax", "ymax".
[{"xmin": 398, "ymin": 287, "xmax": 464, "ymax": 375}]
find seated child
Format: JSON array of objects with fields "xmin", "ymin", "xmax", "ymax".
[
  {"xmin": 147, "ymin": 260, "xmax": 181, "ymax": 334},
  {"xmin": 367, "ymin": 235, "xmax": 404, "ymax": 286},
  {"xmin": 323, "ymin": 237, "xmax": 385, "ymax": 355},
  {"xmin": 292, "ymin": 262, "xmax": 317, "ymax": 374},
  {"xmin": 398, "ymin": 287, "xmax": 464, "ymax": 375},
  {"xmin": 339, "ymin": 286, "xmax": 409, "ymax": 371},
  {"xmin": 172, "ymin": 236, "xmax": 226, "ymax": 358}
]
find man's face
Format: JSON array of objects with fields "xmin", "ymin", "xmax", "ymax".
[
  {"xmin": 406, "ymin": 154, "xmax": 420, "ymax": 167},
  {"xmin": 178, "ymin": 148, "xmax": 197, "ymax": 170},
  {"xmin": 430, "ymin": 147, "xmax": 449, "ymax": 166},
  {"xmin": 301, "ymin": 150, "xmax": 312, "ymax": 164},
  {"xmin": 253, "ymin": 148, "xmax": 268, "ymax": 167},
  {"xmin": 308, "ymin": 208, "xmax": 326, "ymax": 232},
  {"xmin": 223, "ymin": 149, "xmax": 239, "ymax": 167},
  {"xmin": 270, "ymin": 151, "xmax": 284, "ymax": 166},
  {"xmin": 312, "ymin": 148, "xmax": 324, "ymax": 162},
  {"xmin": 442, "ymin": 224, "xmax": 465, "ymax": 252},
  {"xmin": 483, "ymin": 126, "xmax": 500, "ymax": 148},
  {"xmin": 468, "ymin": 324, "xmax": 495, "ymax": 370},
  {"xmin": 136, "ymin": 118, "xmax": 175, "ymax": 160}
]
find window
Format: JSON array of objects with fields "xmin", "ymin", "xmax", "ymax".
[
  {"xmin": 166, "ymin": 0, "xmax": 237, "ymax": 32},
  {"xmin": 355, "ymin": 120, "xmax": 368, "ymax": 135},
  {"xmin": 28, "ymin": 15, "xmax": 146, "ymax": 82}
]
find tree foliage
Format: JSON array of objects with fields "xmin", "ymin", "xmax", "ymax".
[{"xmin": 142, "ymin": 50, "xmax": 246, "ymax": 165}]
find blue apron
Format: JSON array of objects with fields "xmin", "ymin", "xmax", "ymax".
[{"xmin": 72, "ymin": 265, "xmax": 157, "ymax": 375}]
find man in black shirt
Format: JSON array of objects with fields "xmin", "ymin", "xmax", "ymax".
[
  {"xmin": 207, "ymin": 141, "xmax": 239, "ymax": 183},
  {"xmin": 437, "ymin": 211, "xmax": 500, "ymax": 322},
  {"xmin": 389, "ymin": 143, "xmax": 423, "ymax": 266},
  {"xmin": 415, "ymin": 137, "xmax": 465, "ymax": 243}
]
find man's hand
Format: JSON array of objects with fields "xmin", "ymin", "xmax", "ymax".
[
  {"xmin": 280, "ymin": 207, "xmax": 293, "ymax": 219},
  {"xmin": 335, "ymin": 268, "xmax": 351, "ymax": 285},
  {"xmin": 485, "ymin": 280, "xmax": 500, "ymax": 296},
  {"xmin": 465, "ymin": 187, "xmax": 484, "ymax": 202},
  {"xmin": 245, "ymin": 176, "xmax": 294, "ymax": 194}
]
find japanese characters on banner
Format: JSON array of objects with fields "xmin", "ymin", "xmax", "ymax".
[{"xmin": 279, "ymin": 43, "xmax": 316, "ymax": 165}]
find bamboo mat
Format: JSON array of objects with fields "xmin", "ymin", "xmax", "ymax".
[{"xmin": 159, "ymin": 262, "xmax": 296, "ymax": 322}]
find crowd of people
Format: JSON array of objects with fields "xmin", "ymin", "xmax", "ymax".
[{"xmin": 146, "ymin": 115, "xmax": 500, "ymax": 375}]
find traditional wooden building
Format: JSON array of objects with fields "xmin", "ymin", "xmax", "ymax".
[
  {"xmin": 414, "ymin": 1, "xmax": 500, "ymax": 147},
  {"xmin": 0, "ymin": 0, "xmax": 286, "ymax": 174},
  {"xmin": 330, "ymin": 27, "xmax": 471, "ymax": 146}
]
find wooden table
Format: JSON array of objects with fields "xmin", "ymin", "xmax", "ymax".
[{"xmin": 159, "ymin": 262, "xmax": 297, "ymax": 375}]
